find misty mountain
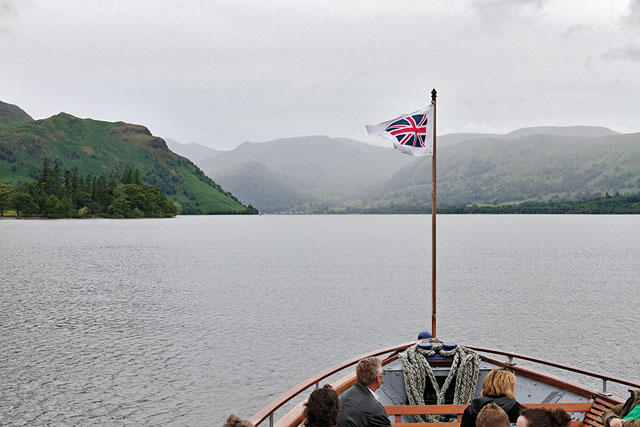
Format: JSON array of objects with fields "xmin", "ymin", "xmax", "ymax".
[
  {"xmin": 372, "ymin": 132, "xmax": 640, "ymax": 210},
  {"xmin": 200, "ymin": 135, "xmax": 414, "ymax": 212},
  {"xmin": 164, "ymin": 138, "xmax": 222, "ymax": 163},
  {"xmin": 211, "ymin": 161, "xmax": 313, "ymax": 213},
  {"xmin": 503, "ymin": 126, "xmax": 618, "ymax": 139},
  {"xmin": 200, "ymin": 127, "xmax": 640, "ymax": 213},
  {"xmin": 437, "ymin": 133, "xmax": 501, "ymax": 147},
  {"xmin": 438, "ymin": 126, "xmax": 617, "ymax": 148}
]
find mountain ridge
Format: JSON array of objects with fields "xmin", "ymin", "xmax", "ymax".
[
  {"xmin": 164, "ymin": 138, "xmax": 222, "ymax": 162},
  {"xmin": 201, "ymin": 128, "xmax": 640, "ymax": 213},
  {"xmin": 0, "ymin": 100, "xmax": 34, "ymax": 125},
  {"xmin": 0, "ymin": 103, "xmax": 255, "ymax": 214},
  {"xmin": 201, "ymin": 135, "xmax": 414, "ymax": 212}
]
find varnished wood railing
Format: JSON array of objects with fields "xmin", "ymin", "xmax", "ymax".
[
  {"xmin": 467, "ymin": 346, "xmax": 640, "ymax": 392},
  {"xmin": 251, "ymin": 342, "xmax": 638, "ymax": 427},
  {"xmin": 249, "ymin": 341, "xmax": 415, "ymax": 427}
]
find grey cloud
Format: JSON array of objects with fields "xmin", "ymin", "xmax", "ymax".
[
  {"xmin": 562, "ymin": 24, "xmax": 587, "ymax": 39},
  {"xmin": 0, "ymin": 0, "xmax": 19, "ymax": 36},
  {"xmin": 1, "ymin": 0, "xmax": 17, "ymax": 16},
  {"xmin": 623, "ymin": 0, "xmax": 640, "ymax": 27},
  {"xmin": 471, "ymin": 0, "xmax": 546, "ymax": 26},
  {"xmin": 602, "ymin": 43, "xmax": 640, "ymax": 63}
]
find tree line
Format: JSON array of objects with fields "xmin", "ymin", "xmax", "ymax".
[
  {"xmin": 321, "ymin": 192, "xmax": 640, "ymax": 214},
  {"xmin": 439, "ymin": 192, "xmax": 640, "ymax": 214},
  {"xmin": 0, "ymin": 159, "xmax": 179, "ymax": 218}
]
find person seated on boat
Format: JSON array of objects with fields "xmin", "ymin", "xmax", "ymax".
[
  {"xmin": 304, "ymin": 384, "xmax": 340, "ymax": 427},
  {"xmin": 516, "ymin": 407, "xmax": 571, "ymax": 427},
  {"xmin": 224, "ymin": 414, "xmax": 255, "ymax": 427},
  {"xmin": 461, "ymin": 368, "xmax": 525, "ymax": 427},
  {"xmin": 602, "ymin": 390, "xmax": 640, "ymax": 427},
  {"xmin": 477, "ymin": 403, "xmax": 510, "ymax": 427},
  {"xmin": 338, "ymin": 356, "xmax": 391, "ymax": 427}
]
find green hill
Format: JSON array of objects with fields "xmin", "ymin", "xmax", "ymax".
[
  {"xmin": 372, "ymin": 132, "xmax": 640, "ymax": 209},
  {"xmin": 0, "ymin": 110, "xmax": 255, "ymax": 214},
  {"xmin": 0, "ymin": 100, "xmax": 34, "ymax": 125}
]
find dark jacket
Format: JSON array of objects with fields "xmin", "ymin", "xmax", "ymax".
[
  {"xmin": 338, "ymin": 382, "xmax": 391, "ymax": 427},
  {"xmin": 460, "ymin": 395, "xmax": 525, "ymax": 427},
  {"xmin": 602, "ymin": 390, "xmax": 640, "ymax": 427}
]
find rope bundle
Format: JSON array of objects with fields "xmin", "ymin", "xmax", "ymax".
[{"xmin": 399, "ymin": 339, "xmax": 480, "ymax": 422}]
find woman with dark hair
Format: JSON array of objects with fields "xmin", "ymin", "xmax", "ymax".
[
  {"xmin": 304, "ymin": 384, "xmax": 340, "ymax": 427},
  {"xmin": 516, "ymin": 407, "xmax": 571, "ymax": 427},
  {"xmin": 461, "ymin": 368, "xmax": 526, "ymax": 427}
]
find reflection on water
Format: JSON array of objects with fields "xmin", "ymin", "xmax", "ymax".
[{"xmin": 0, "ymin": 215, "xmax": 638, "ymax": 426}]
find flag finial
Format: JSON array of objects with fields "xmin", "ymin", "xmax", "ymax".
[{"xmin": 431, "ymin": 88, "xmax": 437, "ymax": 102}]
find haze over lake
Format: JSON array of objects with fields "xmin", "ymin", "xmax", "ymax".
[{"xmin": 1, "ymin": 215, "xmax": 638, "ymax": 426}]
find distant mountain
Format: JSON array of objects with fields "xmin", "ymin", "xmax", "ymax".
[
  {"xmin": 212, "ymin": 161, "xmax": 312, "ymax": 213},
  {"xmin": 200, "ymin": 135, "xmax": 413, "ymax": 213},
  {"xmin": 200, "ymin": 127, "xmax": 640, "ymax": 213},
  {"xmin": 437, "ymin": 126, "xmax": 618, "ymax": 148},
  {"xmin": 437, "ymin": 133, "xmax": 501, "ymax": 147},
  {"xmin": 164, "ymin": 138, "xmax": 222, "ymax": 163},
  {"xmin": 0, "ymin": 100, "xmax": 34, "ymax": 125},
  {"xmin": 0, "ymin": 106, "xmax": 255, "ymax": 214},
  {"xmin": 503, "ymin": 126, "xmax": 618, "ymax": 139},
  {"xmin": 372, "ymin": 132, "xmax": 640, "ymax": 209}
]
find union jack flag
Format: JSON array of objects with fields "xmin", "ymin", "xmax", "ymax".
[
  {"xmin": 385, "ymin": 114, "xmax": 428, "ymax": 148},
  {"xmin": 366, "ymin": 104, "xmax": 433, "ymax": 156}
]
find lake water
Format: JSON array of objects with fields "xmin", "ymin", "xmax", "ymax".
[{"xmin": 1, "ymin": 215, "xmax": 638, "ymax": 426}]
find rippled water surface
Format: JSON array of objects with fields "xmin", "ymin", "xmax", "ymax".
[{"xmin": 1, "ymin": 215, "xmax": 639, "ymax": 426}]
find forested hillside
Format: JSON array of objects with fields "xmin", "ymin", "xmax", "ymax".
[
  {"xmin": 0, "ymin": 108, "xmax": 256, "ymax": 214},
  {"xmin": 371, "ymin": 132, "xmax": 640, "ymax": 210},
  {"xmin": 0, "ymin": 161, "xmax": 178, "ymax": 218}
]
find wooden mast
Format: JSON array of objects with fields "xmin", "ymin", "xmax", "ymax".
[{"xmin": 431, "ymin": 88, "xmax": 437, "ymax": 338}]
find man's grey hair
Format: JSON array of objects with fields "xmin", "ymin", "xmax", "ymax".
[{"xmin": 356, "ymin": 357, "xmax": 383, "ymax": 386}]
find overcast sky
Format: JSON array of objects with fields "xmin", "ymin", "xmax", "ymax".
[{"xmin": 2, "ymin": 0, "xmax": 640, "ymax": 150}]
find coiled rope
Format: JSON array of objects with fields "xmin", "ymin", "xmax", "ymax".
[{"xmin": 399, "ymin": 339, "xmax": 480, "ymax": 422}]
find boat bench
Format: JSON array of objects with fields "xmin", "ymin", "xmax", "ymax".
[{"xmin": 385, "ymin": 398, "xmax": 616, "ymax": 427}]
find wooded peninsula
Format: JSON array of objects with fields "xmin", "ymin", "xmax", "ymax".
[{"xmin": 0, "ymin": 159, "xmax": 179, "ymax": 218}]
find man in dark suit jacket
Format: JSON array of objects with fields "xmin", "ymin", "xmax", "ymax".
[{"xmin": 338, "ymin": 356, "xmax": 391, "ymax": 427}]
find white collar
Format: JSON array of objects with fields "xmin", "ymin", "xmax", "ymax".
[{"xmin": 367, "ymin": 386, "xmax": 379, "ymax": 401}]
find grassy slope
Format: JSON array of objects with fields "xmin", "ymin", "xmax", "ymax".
[
  {"xmin": 0, "ymin": 101, "xmax": 34, "ymax": 125},
  {"xmin": 0, "ymin": 113, "xmax": 251, "ymax": 214},
  {"xmin": 373, "ymin": 133, "xmax": 640, "ymax": 208}
]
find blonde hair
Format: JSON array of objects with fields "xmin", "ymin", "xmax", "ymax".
[{"xmin": 481, "ymin": 369, "xmax": 516, "ymax": 398}]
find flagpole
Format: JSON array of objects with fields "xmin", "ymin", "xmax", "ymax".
[{"xmin": 431, "ymin": 88, "xmax": 437, "ymax": 339}]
